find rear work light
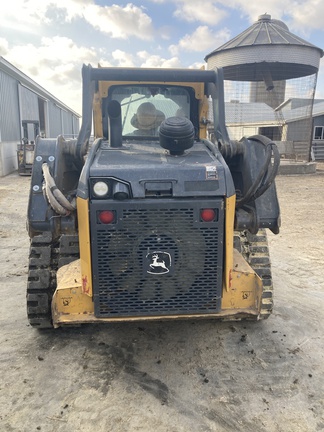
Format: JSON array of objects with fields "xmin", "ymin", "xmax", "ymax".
[
  {"xmin": 98, "ymin": 210, "xmax": 115, "ymax": 224},
  {"xmin": 200, "ymin": 208, "xmax": 217, "ymax": 222},
  {"xmin": 93, "ymin": 181, "xmax": 109, "ymax": 197}
]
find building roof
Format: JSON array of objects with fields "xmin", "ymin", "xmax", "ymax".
[
  {"xmin": 214, "ymin": 98, "xmax": 324, "ymax": 127},
  {"xmin": 0, "ymin": 56, "xmax": 80, "ymax": 117},
  {"xmin": 282, "ymin": 99, "xmax": 324, "ymax": 123},
  {"xmin": 224, "ymin": 101, "xmax": 278, "ymax": 125},
  {"xmin": 313, "ymin": 100, "xmax": 324, "ymax": 117}
]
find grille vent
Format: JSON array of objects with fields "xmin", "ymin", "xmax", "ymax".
[{"xmin": 90, "ymin": 200, "xmax": 224, "ymax": 317}]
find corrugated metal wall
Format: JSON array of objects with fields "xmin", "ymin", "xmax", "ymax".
[
  {"xmin": 1, "ymin": 74, "xmax": 79, "ymax": 142},
  {"xmin": 0, "ymin": 62, "xmax": 79, "ymax": 175},
  {"xmin": 312, "ymin": 115, "xmax": 324, "ymax": 160},
  {"xmin": 63, "ymin": 110, "xmax": 79, "ymax": 136},
  {"xmin": 0, "ymin": 70, "xmax": 20, "ymax": 141},
  {"xmin": 313, "ymin": 115, "xmax": 324, "ymax": 128},
  {"xmin": 47, "ymin": 102, "xmax": 62, "ymax": 137},
  {"xmin": 72, "ymin": 115, "xmax": 79, "ymax": 136},
  {"xmin": 19, "ymin": 84, "xmax": 39, "ymax": 122},
  {"xmin": 62, "ymin": 110, "xmax": 72, "ymax": 136},
  {"xmin": 286, "ymin": 118, "xmax": 311, "ymax": 141},
  {"xmin": 46, "ymin": 102, "xmax": 78, "ymax": 137}
]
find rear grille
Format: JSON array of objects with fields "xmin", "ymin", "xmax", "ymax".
[{"xmin": 90, "ymin": 200, "xmax": 224, "ymax": 318}]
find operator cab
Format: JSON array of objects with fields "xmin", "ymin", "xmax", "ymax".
[{"xmin": 106, "ymin": 85, "xmax": 198, "ymax": 141}]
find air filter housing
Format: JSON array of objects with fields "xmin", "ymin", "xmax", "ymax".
[{"xmin": 159, "ymin": 116, "xmax": 195, "ymax": 155}]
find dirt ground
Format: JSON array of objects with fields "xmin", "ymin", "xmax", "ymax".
[{"xmin": 0, "ymin": 166, "xmax": 324, "ymax": 432}]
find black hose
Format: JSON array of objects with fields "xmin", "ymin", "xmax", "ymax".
[
  {"xmin": 252, "ymin": 141, "xmax": 280, "ymax": 200},
  {"xmin": 236, "ymin": 135, "xmax": 280, "ymax": 208}
]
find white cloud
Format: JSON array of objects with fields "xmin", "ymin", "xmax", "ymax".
[
  {"xmin": 97, "ymin": 59, "xmax": 113, "ymax": 68},
  {"xmin": 3, "ymin": 36, "xmax": 98, "ymax": 112},
  {"xmin": 222, "ymin": 0, "xmax": 286, "ymax": 22},
  {"xmin": 169, "ymin": 26, "xmax": 231, "ymax": 55},
  {"xmin": 170, "ymin": 0, "xmax": 324, "ymax": 34},
  {"xmin": 0, "ymin": 1, "xmax": 154, "ymax": 40},
  {"xmin": 189, "ymin": 61, "xmax": 205, "ymax": 70},
  {"xmin": 2, "ymin": 0, "xmax": 322, "ymax": 42},
  {"xmin": 213, "ymin": 0, "xmax": 324, "ymax": 33},
  {"xmin": 173, "ymin": 0, "xmax": 228, "ymax": 25},
  {"xmin": 288, "ymin": 1, "xmax": 324, "ymax": 32},
  {"xmin": 7, "ymin": 36, "xmax": 97, "ymax": 72},
  {"xmin": 112, "ymin": 50, "xmax": 135, "ymax": 67},
  {"xmin": 138, "ymin": 52, "xmax": 182, "ymax": 68},
  {"xmin": 84, "ymin": 3, "xmax": 154, "ymax": 40},
  {"xmin": 137, "ymin": 50, "xmax": 150, "ymax": 61},
  {"xmin": 0, "ymin": 0, "xmax": 84, "ymax": 30},
  {"xmin": 100, "ymin": 49, "xmax": 182, "ymax": 69},
  {"xmin": 0, "ymin": 38, "xmax": 9, "ymax": 56}
]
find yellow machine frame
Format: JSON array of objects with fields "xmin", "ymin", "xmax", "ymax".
[
  {"xmin": 51, "ymin": 75, "xmax": 263, "ymax": 327},
  {"xmin": 52, "ymin": 194, "xmax": 262, "ymax": 327}
]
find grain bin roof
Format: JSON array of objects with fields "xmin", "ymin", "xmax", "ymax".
[{"xmin": 205, "ymin": 14, "xmax": 323, "ymax": 81}]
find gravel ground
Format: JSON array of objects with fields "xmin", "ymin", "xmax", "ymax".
[{"xmin": 0, "ymin": 166, "xmax": 324, "ymax": 432}]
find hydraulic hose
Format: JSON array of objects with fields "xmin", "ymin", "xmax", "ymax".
[
  {"xmin": 236, "ymin": 135, "xmax": 280, "ymax": 208},
  {"xmin": 42, "ymin": 163, "xmax": 76, "ymax": 216}
]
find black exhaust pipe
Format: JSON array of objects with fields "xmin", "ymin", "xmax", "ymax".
[{"xmin": 108, "ymin": 100, "xmax": 122, "ymax": 148}]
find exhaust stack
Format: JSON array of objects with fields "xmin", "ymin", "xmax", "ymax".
[{"xmin": 108, "ymin": 100, "xmax": 122, "ymax": 148}]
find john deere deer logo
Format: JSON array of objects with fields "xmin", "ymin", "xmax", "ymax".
[{"xmin": 146, "ymin": 251, "xmax": 171, "ymax": 275}]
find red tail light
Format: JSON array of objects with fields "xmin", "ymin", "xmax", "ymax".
[
  {"xmin": 200, "ymin": 208, "xmax": 216, "ymax": 222},
  {"xmin": 98, "ymin": 210, "xmax": 115, "ymax": 224}
]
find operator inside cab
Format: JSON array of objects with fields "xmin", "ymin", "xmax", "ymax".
[{"xmin": 130, "ymin": 102, "xmax": 165, "ymax": 136}]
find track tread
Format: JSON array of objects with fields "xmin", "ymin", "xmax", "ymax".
[
  {"xmin": 26, "ymin": 234, "xmax": 79, "ymax": 328},
  {"xmin": 234, "ymin": 229, "xmax": 273, "ymax": 320}
]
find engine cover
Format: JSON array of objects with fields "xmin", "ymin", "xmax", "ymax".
[{"xmin": 87, "ymin": 141, "xmax": 228, "ymax": 199}]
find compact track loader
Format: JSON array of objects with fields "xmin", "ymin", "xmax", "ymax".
[{"xmin": 27, "ymin": 65, "xmax": 280, "ymax": 328}]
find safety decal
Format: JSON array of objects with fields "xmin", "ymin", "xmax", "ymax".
[{"xmin": 206, "ymin": 165, "xmax": 218, "ymax": 179}]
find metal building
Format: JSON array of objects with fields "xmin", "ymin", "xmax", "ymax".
[{"xmin": 0, "ymin": 57, "xmax": 80, "ymax": 176}]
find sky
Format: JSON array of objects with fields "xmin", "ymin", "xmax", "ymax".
[{"xmin": 1, "ymin": 0, "xmax": 324, "ymax": 115}]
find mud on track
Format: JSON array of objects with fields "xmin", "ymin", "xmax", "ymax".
[{"xmin": 0, "ymin": 168, "xmax": 324, "ymax": 432}]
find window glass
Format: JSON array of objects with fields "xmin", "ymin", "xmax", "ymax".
[
  {"xmin": 110, "ymin": 86, "xmax": 190, "ymax": 137},
  {"xmin": 314, "ymin": 126, "xmax": 323, "ymax": 140}
]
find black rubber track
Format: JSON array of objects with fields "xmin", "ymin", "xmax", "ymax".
[
  {"xmin": 234, "ymin": 229, "xmax": 273, "ymax": 320},
  {"xmin": 26, "ymin": 234, "xmax": 79, "ymax": 328}
]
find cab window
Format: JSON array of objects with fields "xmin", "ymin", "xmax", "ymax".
[{"xmin": 110, "ymin": 85, "xmax": 191, "ymax": 137}]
